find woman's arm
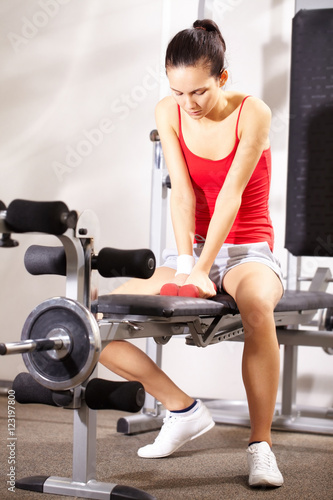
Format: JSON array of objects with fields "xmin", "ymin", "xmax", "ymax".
[
  {"xmin": 186, "ymin": 97, "xmax": 272, "ymax": 296},
  {"xmin": 155, "ymin": 98, "xmax": 196, "ymax": 261}
]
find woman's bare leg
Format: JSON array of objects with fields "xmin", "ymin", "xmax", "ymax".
[
  {"xmin": 99, "ymin": 340, "xmax": 193, "ymax": 410},
  {"xmin": 99, "ymin": 266, "xmax": 194, "ymax": 411},
  {"xmin": 223, "ymin": 263, "xmax": 283, "ymax": 447},
  {"xmin": 110, "ymin": 266, "xmax": 177, "ymax": 295}
]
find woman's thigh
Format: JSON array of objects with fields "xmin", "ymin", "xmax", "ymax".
[
  {"xmin": 223, "ymin": 262, "xmax": 283, "ymax": 315},
  {"xmin": 111, "ymin": 266, "xmax": 176, "ymax": 295},
  {"xmin": 223, "ymin": 262, "xmax": 283, "ymax": 342}
]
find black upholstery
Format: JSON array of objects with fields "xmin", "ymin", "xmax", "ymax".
[
  {"xmin": 94, "ymin": 290, "xmax": 333, "ymax": 318},
  {"xmin": 275, "ymin": 290, "xmax": 333, "ymax": 312},
  {"xmin": 285, "ymin": 9, "xmax": 333, "ymax": 256},
  {"xmin": 93, "ymin": 294, "xmax": 231, "ymax": 318}
]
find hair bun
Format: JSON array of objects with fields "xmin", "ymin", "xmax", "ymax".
[
  {"xmin": 193, "ymin": 19, "xmax": 226, "ymax": 51},
  {"xmin": 193, "ymin": 19, "xmax": 218, "ymax": 32}
]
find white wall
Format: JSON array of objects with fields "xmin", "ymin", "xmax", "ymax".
[
  {"xmin": 0, "ymin": 0, "xmax": 163, "ymax": 376},
  {"xmin": 0, "ymin": 0, "xmax": 332, "ymax": 410}
]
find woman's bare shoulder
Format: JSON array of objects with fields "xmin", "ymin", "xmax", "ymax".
[
  {"xmin": 155, "ymin": 96, "xmax": 179, "ymax": 134},
  {"xmin": 227, "ymin": 91, "xmax": 270, "ymax": 113},
  {"xmin": 240, "ymin": 93, "xmax": 271, "ymax": 117},
  {"xmin": 232, "ymin": 94, "xmax": 271, "ymax": 144},
  {"xmin": 156, "ymin": 96, "xmax": 178, "ymax": 115}
]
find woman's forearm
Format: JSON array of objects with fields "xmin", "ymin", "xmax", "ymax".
[
  {"xmin": 195, "ymin": 193, "xmax": 242, "ymax": 273},
  {"xmin": 170, "ymin": 191, "xmax": 196, "ymax": 256}
]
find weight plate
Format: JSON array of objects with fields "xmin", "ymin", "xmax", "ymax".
[{"xmin": 21, "ymin": 297, "xmax": 101, "ymax": 390}]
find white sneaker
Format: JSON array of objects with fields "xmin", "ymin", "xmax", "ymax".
[
  {"xmin": 247, "ymin": 441, "xmax": 284, "ymax": 487},
  {"xmin": 137, "ymin": 400, "xmax": 215, "ymax": 458}
]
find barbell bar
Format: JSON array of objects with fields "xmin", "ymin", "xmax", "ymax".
[{"xmin": 0, "ymin": 336, "xmax": 66, "ymax": 355}]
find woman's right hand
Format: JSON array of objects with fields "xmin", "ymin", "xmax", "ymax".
[{"xmin": 184, "ymin": 269, "xmax": 217, "ymax": 298}]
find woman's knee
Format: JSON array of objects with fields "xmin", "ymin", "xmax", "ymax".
[{"xmin": 238, "ymin": 292, "xmax": 277, "ymax": 338}]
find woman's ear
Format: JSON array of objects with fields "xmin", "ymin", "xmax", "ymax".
[{"xmin": 219, "ymin": 70, "xmax": 228, "ymax": 87}]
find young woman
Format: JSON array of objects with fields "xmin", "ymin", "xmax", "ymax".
[{"xmin": 100, "ymin": 19, "xmax": 284, "ymax": 488}]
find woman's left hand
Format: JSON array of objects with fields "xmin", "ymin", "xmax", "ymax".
[{"xmin": 184, "ymin": 269, "xmax": 217, "ymax": 298}]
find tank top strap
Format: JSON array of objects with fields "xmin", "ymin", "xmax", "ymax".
[
  {"xmin": 177, "ymin": 104, "xmax": 182, "ymax": 136},
  {"xmin": 235, "ymin": 95, "xmax": 251, "ymax": 140}
]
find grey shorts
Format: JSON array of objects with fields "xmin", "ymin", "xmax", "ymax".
[{"xmin": 161, "ymin": 242, "xmax": 284, "ymax": 291}]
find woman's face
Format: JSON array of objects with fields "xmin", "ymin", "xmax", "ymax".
[{"xmin": 167, "ymin": 64, "xmax": 222, "ymax": 120}]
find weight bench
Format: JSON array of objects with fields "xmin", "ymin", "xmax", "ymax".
[{"xmin": 94, "ymin": 290, "xmax": 333, "ymax": 437}]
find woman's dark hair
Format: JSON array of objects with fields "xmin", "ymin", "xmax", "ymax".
[{"xmin": 165, "ymin": 19, "xmax": 226, "ymax": 78}]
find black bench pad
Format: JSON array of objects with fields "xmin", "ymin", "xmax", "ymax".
[
  {"xmin": 275, "ymin": 290, "xmax": 333, "ymax": 312},
  {"xmin": 93, "ymin": 294, "xmax": 234, "ymax": 318},
  {"xmin": 93, "ymin": 290, "xmax": 333, "ymax": 319}
]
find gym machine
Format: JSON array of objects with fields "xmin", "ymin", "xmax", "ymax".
[{"xmin": 0, "ymin": 199, "xmax": 157, "ymax": 500}]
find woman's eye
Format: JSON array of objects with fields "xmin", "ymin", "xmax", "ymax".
[{"xmin": 195, "ymin": 90, "xmax": 206, "ymax": 95}]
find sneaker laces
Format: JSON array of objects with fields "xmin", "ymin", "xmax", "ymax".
[
  {"xmin": 251, "ymin": 448, "xmax": 277, "ymax": 472},
  {"xmin": 154, "ymin": 414, "xmax": 180, "ymax": 443}
]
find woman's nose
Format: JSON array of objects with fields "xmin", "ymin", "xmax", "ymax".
[{"xmin": 185, "ymin": 95, "xmax": 196, "ymax": 109}]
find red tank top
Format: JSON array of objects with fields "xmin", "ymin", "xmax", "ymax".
[{"xmin": 178, "ymin": 97, "xmax": 274, "ymax": 251}]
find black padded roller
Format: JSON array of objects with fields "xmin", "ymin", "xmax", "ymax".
[
  {"xmin": 95, "ymin": 247, "xmax": 155, "ymax": 279},
  {"xmin": 24, "ymin": 245, "xmax": 66, "ymax": 276},
  {"xmin": 6, "ymin": 199, "xmax": 71, "ymax": 235},
  {"xmin": 85, "ymin": 378, "xmax": 145, "ymax": 412},
  {"xmin": 12, "ymin": 372, "xmax": 73, "ymax": 407},
  {"xmin": 24, "ymin": 245, "xmax": 156, "ymax": 278}
]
